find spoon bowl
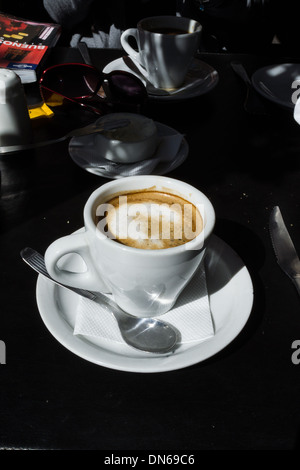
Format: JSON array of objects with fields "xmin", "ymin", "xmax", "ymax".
[{"xmin": 20, "ymin": 247, "xmax": 179, "ymax": 354}]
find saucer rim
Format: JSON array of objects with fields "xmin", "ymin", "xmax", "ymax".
[
  {"xmin": 102, "ymin": 57, "xmax": 219, "ymax": 101},
  {"xmin": 251, "ymin": 63, "xmax": 298, "ymax": 110},
  {"xmin": 35, "ymin": 233, "xmax": 254, "ymax": 373},
  {"xmin": 68, "ymin": 121, "xmax": 189, "ymax": 178}
]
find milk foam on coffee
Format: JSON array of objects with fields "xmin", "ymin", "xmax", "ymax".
[{"xmin": 96, "ymin": 190, "xmax": 203, "ymax": 249}]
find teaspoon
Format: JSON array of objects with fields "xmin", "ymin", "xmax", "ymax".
[
  {"xmin": 20, "ymin": 248, "xmax": 179, "ymax": 354},
  {"xmin": 231, "ymin": 61, "xmax": 269, "ymax": 115}
]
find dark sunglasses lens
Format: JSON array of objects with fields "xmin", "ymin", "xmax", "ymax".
[
  {"xmin": 107, "ymin": 72, "xmax": 147, "ymax": 103},
  {"xmin": 40, "ymin": 65, "xmax": 147, "ymax": 115},
  {"xmin": 41, "ymin": 64, "xmax": 101, "ymax": 99}
]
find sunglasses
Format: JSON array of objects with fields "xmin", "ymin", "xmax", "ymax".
[{"xmin": 39, "ymin": 63, "xmax": 148, "ymax": 115}]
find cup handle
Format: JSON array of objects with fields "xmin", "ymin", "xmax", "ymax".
[
  {"xmin": 44, "ymin": 231, "xmax": 111, "ymax": 293},
  {"xmin": 120, "ymin": 28, "xmax": 142, "ymax": 64}
]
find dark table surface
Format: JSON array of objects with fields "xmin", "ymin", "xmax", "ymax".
[{"xmin": 0, "ymin": 46, "xmax": 300, "ymax": 451}]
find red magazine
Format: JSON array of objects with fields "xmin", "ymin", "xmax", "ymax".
[{"xmin": 0, "ymin": 11, "xmax": 61, "ymax": 83}]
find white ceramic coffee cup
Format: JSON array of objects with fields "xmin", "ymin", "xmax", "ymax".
[
  {"xmin": 121, "ymin": 16, "xmax": 202, "ymax": 90},
  {"xmin": 0, "ymin": 69, "xmax": 32, "ymax": 146},
  {"xmin": 45, "ymin": 175, "xmax": 215, "ymax": 317}
]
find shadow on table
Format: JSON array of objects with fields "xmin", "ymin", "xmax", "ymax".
[
  {"xmin": 0, "ymin": 124, "xmax": 98, "ymax": 237},
  {"xmin": 188, "ymin": 218, "xmax": 266, "ymax": 368}
]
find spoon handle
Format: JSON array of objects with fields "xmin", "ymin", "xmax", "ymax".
[
  {"xmin": 78, "ymin": 41, "xmax": 93, "ymax": 66},
  {"xmin": 21, "ymin": 247, "xmax": 179, "ymax": 354},
  {"xmin": 231, "ymin": 61, "xmax": 269, "ymax": 115},
  {"xmin": 20, "ymin": 247, "xmax": 141, "ymax": 322}
]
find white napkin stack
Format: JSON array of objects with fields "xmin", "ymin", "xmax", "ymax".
[{"xmin": 74, "ymin": 264, "xmax": 215, "ymax": 347}]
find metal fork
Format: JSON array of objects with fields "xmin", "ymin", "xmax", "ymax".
[{"xmin": 0, "ymin": 118, "xmax": 129, "ymax": 154}]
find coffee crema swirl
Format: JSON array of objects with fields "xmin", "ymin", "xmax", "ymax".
[{"xmin": 96, "ymin": 190, "xmax": 203, "ymax": 250}]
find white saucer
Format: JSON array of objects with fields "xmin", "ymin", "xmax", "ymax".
[
  {"xmin": 68, "ymin": 122, "xmax": 188, "ymax": 178},
  {"xmin": 36, "ymin": 234, "xmax": 253, "ymax": 373},
  {"xmin": 103, "ymin": 57, "xmax": 219, "ymax": 101},
  {"xmin": 251, "ymin": 63, "xmax": 300, "ymax": 110}
]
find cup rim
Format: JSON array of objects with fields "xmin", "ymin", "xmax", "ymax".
[{"xmin": 84, "ymin": 175, "xmax": 215, "ymax": 255}]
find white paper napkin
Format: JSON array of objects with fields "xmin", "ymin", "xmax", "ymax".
[
  {"xmin": 69, "ymin": 127, "xmax": 185, "ymax": 178},
  {"xmin": 73, "ymin": 263, "xmax": 214, "ymax": 346}
]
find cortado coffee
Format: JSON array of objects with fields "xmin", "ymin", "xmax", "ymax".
[{"xmin": 96, "ymin": 190, "xmax": 203, "ymax": 249}]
